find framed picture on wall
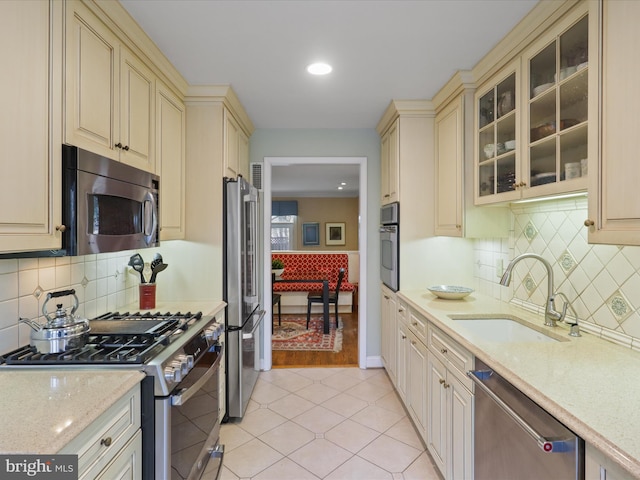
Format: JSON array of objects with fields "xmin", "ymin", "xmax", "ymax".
[
  {"xmin": 325, "ymin": 222, "xmax": 345, "ymax": 246},
  {"xmin": 302, "ymin": 222, "xmax": 320, "ymax": 246}
]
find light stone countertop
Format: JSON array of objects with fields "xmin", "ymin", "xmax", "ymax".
[
  {"xmin": 398, "ymin": 289, "xmax": 640, "ymax": 479},
  {"xmin": 0, "ymin": 369, "xmax": 144, "ymax": 454}
]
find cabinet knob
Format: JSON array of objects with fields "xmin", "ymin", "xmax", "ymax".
[
  {"xmin": 115, "ymin": 142, "xmax": 123, "ymax": 149},
  {"xmin": 384, "ymin": 194, "xmax": 390, "ymax": 198},
  {"xmin": 441, "ymin": 348, "xmax": 448, "ymax": 354},
  {"xmin": 398, "ymin": 307, "xmax": 404, "ymax": 312},
  {"xmin": 439, "ymin": 378, "xmax": 445, "ymax": 385},
  {"xmin": 55, "ymin": 225, "xmax": 66, "ymax": 232},
  {"xmin": 100, "ymin": 437, "xmax": 112, "ymax": 447},
  {"xmin": 519, "ymin": 181, "xmax": 527, "ymax": 187},
  {"xmin": 584, "ymin": 219, "xmax": 595, "ymax": 227},
  {"xmin": 384, "ymin": 295, "xmax": 389, "ymax": 300},
  {"xmin": 443, "ymin": 383, "xmax": 450, "ymax": 389},
  {"xmin": 123, "ymin": 145, "xmax": 130, "ymax": 151},
  {"xmin": 401, "ymin": 334, "xmax": 406, "ymax": 340},
  {"xmin": 455, "ymin": 224, "xmax": 461, "ymax": 229}
]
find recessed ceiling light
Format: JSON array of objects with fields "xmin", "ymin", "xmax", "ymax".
[
  {"xmin": 338, "ymin": 186, "xmax": 343, "ymax": 190},
  {"xmin": 307, "ymin": 62, "xmax": 332, "ymax": 75},
  {"xmin": 340, "ymin": 182, "xmax": 346, "ymax": 186}
]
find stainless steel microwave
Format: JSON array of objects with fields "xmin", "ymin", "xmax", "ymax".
[{"xmin": 62, "ymin": 144, "xmax": 160, "ymax": 255}]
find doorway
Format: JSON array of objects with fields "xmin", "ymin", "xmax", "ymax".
[{"xmin": 261, "ymin": 156, "xmax": 368, "ymax": 370}]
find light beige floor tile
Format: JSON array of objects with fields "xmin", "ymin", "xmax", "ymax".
[
  {"xmin": 345, "ymin": 379, "xmax": 394, "ymax": 402},
  {"xmin": 292, "ymin": 404, "xmax": 346, "ymax": 433},
  {"xmin": 219, "ymin": 422, "xmax": 254, "ymax": 452},
  {"xmin": 403, "ymin": 452, "xmax": 442, "ymax": 480},
  {"xmin": 294, "ymin": 382, "xmax": 341, "ymax": 404},
  {"xmin": 358, "ymin": 434, "xmax": 423, "ymax": 473},
  {"xmin": 236, "ymin": 407, "xmax": 288, "ymax": 437},
  {"xmin": 385, "ymin": 417, "xmax": 426, "ymax": 450},
  {"xmin": 366, "ymin": 371, "xmax": 394, "ymax": 388},
  {"xmin": 342, "ymin": 367, "xmax": 386, "ymax": 380},
  {"xmin": 216, "ymin": 465, "xmax": 239, "ymax": 480},
  {"xmin": 251, "ymin": 379, "xmax": 290, "ymax": 404},
  {"xmin": 294, "ymin": 367, "xmax": 345, "ymax": 381},
  {"xmin": 288, "ymin": 438, "xmax": 353, "ymax": 478},
  {"xmin": 223, "ymin": 438, "xmax": 283, "ymax": 478},
  {"xmin": 350, "ymin": 404, "xmax": 405, "ymax": 432},
  {"xmin": 322, "ymin": 391, "xmax": 369, "ymax": 418},
  {"xmin": 268, "ymin": 371, "xmax": 315, "ymax": 392},
  {"xmin": 325, "ymin": 455, "xmax": 394, "ymax": 480},
  {"xmin": 320, "ymin": 371, "xmax": 363, "ymax": 391},
  {"xmin": 325, "ymin": 418, "xmax": 380, "ymax": 454},
  {"xmin": 245, "ymin": 398, "xmax": 260, "ymax": 415},
  {"xmin": 253, "ymin": 458, "xmax": 321, "ymax": 480},
  {"xmin": 375, "ymin": 390, "xmax": 406, "ymax": 415},
  {"xmin": 259, "ymin": 420, "xmax": 315, "ymax": 456},
  {"xmin": 268, "ymin": 393, "xmax": 316, "ymax": 419}
]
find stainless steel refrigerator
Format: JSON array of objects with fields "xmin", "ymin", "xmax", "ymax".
[{"xmin": 223, "ymin": 176, "xmax": 265, "ymax": 419}]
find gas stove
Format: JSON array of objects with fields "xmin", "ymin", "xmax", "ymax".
[{"xmin": 1, "ymin": 310, "xmax": 224, "ymax": 396}]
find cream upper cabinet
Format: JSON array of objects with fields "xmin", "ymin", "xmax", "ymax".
[
  {"xmin": 435, "ymin": 74, "xmax": 509, "ymax": 238},
  {"xmin": 380, "ymin": 119, "xmax": 399, "ymax": 205},
  {"xmin": 475, "ymin": 4, "xmax": 590, "ymax": 205},
  {"xmin": 435, "ymin": 95, "xmax": 464, "ymax": 236},
  {"xmin": 587, "ymin": 0, "xmax": 640, "ymax": 245},
  {"xmin": 156, "ymin": 81, "xmax": 186, "ymax": 240},
  {"xmin": 0, "ymin": 0, "xmax": 63, "ymax": 253},
  {"xmin": 475, "ymin": 61, "xmax": 521, "ymax": 204},
  {"xmin": 65, "ymin": 1, "xmax": 155, "ymax": 172},
  {"xmin": 224, "ymin": 108, "xmax": 250, "ymax": 179}
]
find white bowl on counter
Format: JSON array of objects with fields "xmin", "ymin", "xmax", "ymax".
[{"xmin": 428, "ymin": 285, "xmax": 474, "ymax": 300}]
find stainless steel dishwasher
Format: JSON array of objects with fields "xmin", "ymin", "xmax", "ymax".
[{"xmin": 469, "ymin": 358, "xmax": 584, "ymax": 480}]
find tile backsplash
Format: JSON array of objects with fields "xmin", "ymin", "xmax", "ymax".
[
  {"xmin": 0, "ymin": 251, "xmax": 138, "ymax": 354},
  {"xmin": 474, "ymin": 195, "xmax": 640, "ymax": 351}
]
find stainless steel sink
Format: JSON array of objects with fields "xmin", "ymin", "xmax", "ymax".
[{"xmin": 450, "ymin": 315, "xmax": 568, "ymax": 343}]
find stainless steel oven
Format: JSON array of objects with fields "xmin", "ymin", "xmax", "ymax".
[
  {"xmin": 380, "ymin": 202, "xmax": 399, "ymax": 291},
  {"xmin": 155, "ymin": 342, "xmax": 224, "ymax": 480}
]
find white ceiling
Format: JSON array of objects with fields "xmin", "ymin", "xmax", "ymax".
[
  {"xmin": 120, "ymin": 0, "xmax": 538, "ymax": 195},
  {"xmin": 272, "ymin": 164, "xmax": 361, "ymax": 197}
]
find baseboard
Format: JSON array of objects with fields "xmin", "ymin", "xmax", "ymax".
[{"xmin": 366, "ymin": 355, "xmax": 384, "ymax": 369}]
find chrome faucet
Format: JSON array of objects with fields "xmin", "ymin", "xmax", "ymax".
[{"xmin": 500, "ymin": 253, "xmax": 565, "ymax": 327}]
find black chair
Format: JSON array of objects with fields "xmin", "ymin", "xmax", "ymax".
[
  {"xmin": 306, "ymin": 268, "xmax": 345, "ymax": 329},
  {"xmin": 272, "ymin": 273, "xmax": 281, "ymax": 332}
]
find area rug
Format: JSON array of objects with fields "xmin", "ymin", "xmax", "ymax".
[{"xmin": 272, "ymin": 316, "xmax": 343, "ymax": 352}]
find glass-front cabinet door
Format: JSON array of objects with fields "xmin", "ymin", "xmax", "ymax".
[
  {"xmin": 475, "ymin": 61, "xmax": 520, "ymax": 204},
  {"xmin": 523, "ymin": 11, "xmax": 588, "ymax": 198}
]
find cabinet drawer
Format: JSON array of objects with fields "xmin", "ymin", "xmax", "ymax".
[
  {"xmin": 428, "ymin": 325, "xmax": 473, "ymax": 390},
  {"xmin": 61, "ymin": 384, "xmax": 141, "ymax": 478},
  {"xmin": 408, "ymin": 311, "xmax": 427, "ymax": 343}
]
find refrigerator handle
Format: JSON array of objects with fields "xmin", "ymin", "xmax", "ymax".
[{"xmin": 468, "ymin": 370, "xmax": 574, "ymax": 453}]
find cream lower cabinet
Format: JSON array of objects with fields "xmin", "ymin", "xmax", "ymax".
[
  {"xmin": 587, "ymin": 0, "xmax": 640, "ymax": 246},
  {"xmin": 60, "ymin": 384, "xmax": 142, "ymax": 479},
  {"xmin": 427, "ymin": 324, "xmax": 474, "ymax": 480},
  {"xmin": 380, "ymin": 285, "xmax": 398, "ymax": 382},
  {"xmin": 406, "ymin": 328, "xmax": 428, "ymax": 439},
  {"xmin": 66, "ymin": 1, "xmax": 155, "ymax": 172},
  {"xmin": 395, "ymin": 305, "xmax": 409, "ymax": 402},
  {"xmin": 156, "ymin": 81, "xmax": 186, "ymax": 240},
  {"xmin": 585, "ymin": 443, "xmax": 632, "ymax": 480},
  {"xmin": 0, "ymin": 0, "xmax": 63, "ymax": 253}
]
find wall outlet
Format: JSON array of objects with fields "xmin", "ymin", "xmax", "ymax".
[{"xmin": 496, "ymin": 258, "xmax": 504, "ymax": 278}]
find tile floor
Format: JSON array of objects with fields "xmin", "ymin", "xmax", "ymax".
[{"xmin": 207, "ymin": 367, "xmax": 442, "ymax": 480}]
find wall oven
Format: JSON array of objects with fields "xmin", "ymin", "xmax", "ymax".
[{"xmin": 380, "ymin": 202, "xmax": 399, "ymax": 291}]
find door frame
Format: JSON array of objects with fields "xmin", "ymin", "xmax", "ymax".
[{"xmin": 261, "ymin": 156, "xmax": 368, "ymax": 370}]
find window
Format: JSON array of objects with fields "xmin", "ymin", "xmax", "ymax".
[{"xmin": 271, "ymin": 215, "xmax": 296, "ymax": 250}]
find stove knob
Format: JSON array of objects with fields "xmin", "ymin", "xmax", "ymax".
[
  {"xmin": 177, "ymin": 354, "xmax": 194, "ymax": 370},
  {"xmin": 164, "ymin": 366, "xmax": 181, "ymax": 383},
  {"xmin": 205, "ymin": 326, "xmax": 220, "ymax": 342},
  {"xmin": 175, "ymin": 356, "xmax": 191, "ymax": 374},
  {"xmin": 171, "ymin": 360, "xmax": 188, "ymax": 376}
]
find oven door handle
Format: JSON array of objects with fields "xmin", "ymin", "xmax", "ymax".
[
  {"xmin": 171, "ymin": 344, "xmax": 224, "ymax": 406},
  {"xmin": 468, "ymin": 369, "xmax": 574, "ymax": 453}
]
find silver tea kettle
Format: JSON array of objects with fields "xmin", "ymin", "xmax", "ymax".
[{"xmin": 20, "ymin": 289, "xmax": 90, "ymax": 354}]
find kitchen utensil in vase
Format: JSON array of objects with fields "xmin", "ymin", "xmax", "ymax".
[
  {"xmin": 128, "ymin": 253, "xmax": 146, "ymax": 283},
  {"xmin": 149, "ymin": 261, "xmax": 168, "ymax": 283},
  {"xmin": 19, "ymin": 289, "xmax": 90, "ymax": 353}
]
